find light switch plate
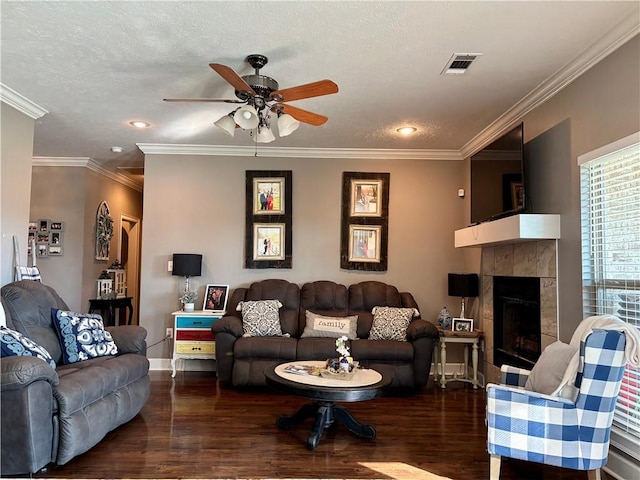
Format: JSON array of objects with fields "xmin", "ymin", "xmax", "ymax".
[{"xmin": 168, "ymin": 260, "xmax": 173, "ymax": 272}]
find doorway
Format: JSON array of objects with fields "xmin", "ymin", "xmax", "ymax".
[{"xmin": 119, "ymin": 214, "xmax": 141, "ymax": 324}]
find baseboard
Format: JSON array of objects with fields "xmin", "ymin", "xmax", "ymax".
[{"xmin": 149, "ymin": 357, "xmax": 216, "ymax": 373}]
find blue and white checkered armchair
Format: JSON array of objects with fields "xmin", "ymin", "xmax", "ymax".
[{"xmin": 486, "ymin": 329, "xmax": 627, "ymax": 480}]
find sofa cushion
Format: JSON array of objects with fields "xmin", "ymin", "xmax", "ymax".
[
  {"xmin": 0, "ymin": 326, "xmax": 56, "ymax": 369},
  {"xmin": 52, "ymin": 309, "xmax": 118, "ymax": 364},
  {"xmin": 237, "ymin": 300, "xmax": 284, "ymax": 337},
  {"xmin": 524, "ymin": 341, "xmax": 578, "ymax": 395},
  {"xmin": 233, "ymin": 336, "xmax": 297, "ymax": 360},
  {"xmin": 300, "ymin": 311, "xmax": 358, "ymax": 339},
  {"xmin": 369, "ymin": 306, "xmax": 419, "ymax": 341},
  {"xmin": 351, "ymin": 338, "xmax": 414, "ymax": 362}
]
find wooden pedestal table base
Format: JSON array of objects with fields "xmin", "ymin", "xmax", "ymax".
[{"xmin": 265, "ymin": 361, "xmax": 391, "ymax": 450}]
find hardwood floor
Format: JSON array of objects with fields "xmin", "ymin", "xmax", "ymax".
[{"xmin": 36, "ymin": 371, "xmax": 593, "ymax": 479}]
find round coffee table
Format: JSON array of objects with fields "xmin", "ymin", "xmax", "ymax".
[{"xmin": 264, "ymin": 361, "xmax": 391, "ymax": 450}]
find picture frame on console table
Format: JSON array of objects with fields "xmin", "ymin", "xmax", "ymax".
[
  {"xmin": 203, "ymin": 284, "xmax": 229, "ymax": 312},
  {"xmin": 452, "ymin": 318, "xmax": 473, "ymax": 332},
  {"xmin": 340, "ymin": 172, "xmax": 389, "ymax": 271}
]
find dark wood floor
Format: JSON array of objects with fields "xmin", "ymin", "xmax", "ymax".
[{"xmin": 36, "ymin": 371, "xmax": 595, "ymax": 479}]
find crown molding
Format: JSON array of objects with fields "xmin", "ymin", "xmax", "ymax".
[
  {"xmin": 136, "ymin": 143, "xmax": 464, "ymax": 161},
  {"xmin": 460, "ymin": 14, "xmax": 640, "ymax": 159},
  {"xmin": 0, "ymin": 83, "xmax": 48, "ymax": 119},
  {"xmin": 32, "ymin": 156, "xmax": 143, "ymax": 192}
]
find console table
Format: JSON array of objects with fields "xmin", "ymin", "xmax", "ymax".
[
  {"xmin": 88, "ymin": 297, "xmax": 133, "ymax": 327},
  {"xmin": 434, "ymin": 327, "xmax": 484, "ymax": 389}
]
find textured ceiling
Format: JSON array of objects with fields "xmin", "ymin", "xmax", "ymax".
[{"xmin": 1, "ymin": 1, "xmax": 639, "ymax": 178}]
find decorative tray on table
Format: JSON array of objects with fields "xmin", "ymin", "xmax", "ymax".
[{"xmin": 320, "ymin": 359, "xmax": 359, "ymax": 380}]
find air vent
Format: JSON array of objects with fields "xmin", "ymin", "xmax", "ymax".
[{"xmin": 442, "ymin": 53, "xmax": 482, "ymax": 75}]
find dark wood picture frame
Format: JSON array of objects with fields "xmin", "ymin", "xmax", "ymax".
[
  {"xmin": 245, "ymin": 170, "xmax": 292, "ymax": 269},
  {"xmin": 340, "ymin": 172, "xmax": 390, "ymax": 271}
]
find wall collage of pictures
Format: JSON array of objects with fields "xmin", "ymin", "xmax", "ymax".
[
  {"xmin": 29, "ymin": 220, "xmax": 64, "ymax": 257},
  {"xmin": 244, "ymin": 170, "xmax": 389, "ymax": 271}
]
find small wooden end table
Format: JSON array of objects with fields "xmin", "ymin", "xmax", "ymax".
[
  {"xmin": 265, "ymin": 361, "xmax": 390, "ymax": 450},
  {"xmin": 434, "ymin": 327, "xmax": 484, "ymax": 389}
]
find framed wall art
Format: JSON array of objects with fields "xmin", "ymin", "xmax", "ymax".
[
  {"xmin": 253, "ymin": 177, "xmax": 285, "ymax": 215},
  {"xmin": 203, "ymin": 284, "xmax": 230, "ymax": 312},
  {"xmin": 253, "ymin": 224, "xmax": 285, "ymax": 261},
  {"xmin": 340, "ymin": 172, "xmax": 390, "ymax": 271},
  {"xmin": 29, "ymin": 218, "xmax": 66, "ymax": 257},
  {"xmin": 348, "ymin": 225, "xmax": 381, "ymax": 262},
  {"xmin": 245, "ymin": 170, "xmax": 292, "ymax": 269}
]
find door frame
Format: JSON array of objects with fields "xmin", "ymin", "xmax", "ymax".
[{"xmin": 118, "ymin": 214, "xmax": 141, "ymax": 324}]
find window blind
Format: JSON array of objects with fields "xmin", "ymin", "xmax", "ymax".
[{"xmin": 580, "ymin": 134, "xmax": 640, "ymax": 453}]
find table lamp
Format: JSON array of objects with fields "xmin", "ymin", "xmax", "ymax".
[
  {"xmin": 172, "ymin": 253, "xmax": 202, "ymax": 295},
  {"xmin": 448, "ymin": 273, "xmax": 479, "ymax": 319}
]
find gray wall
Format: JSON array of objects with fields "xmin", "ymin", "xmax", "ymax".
[
  {"xmin": 140, "ymin": 155, "xmax": 467, "ymax": 357},
  {"xmin": 461, "ymin": 35, "xmax": 640, "ymax": 342},
  {"xmin": 0, "ymin": 104, "xmax": 35, "ymax": 287},
  {"xmin": 29, "ymin": 166, "xmax": 143, "ymax": 312}
]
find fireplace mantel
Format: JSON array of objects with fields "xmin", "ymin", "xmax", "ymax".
[{"xmin": 454, "ymin": 214, "xmax": 560, "ymax": 248}]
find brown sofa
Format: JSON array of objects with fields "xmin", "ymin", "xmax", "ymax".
[{"xmin": 212, "ymin": 279, "xmax": 439, "ymax": 390}]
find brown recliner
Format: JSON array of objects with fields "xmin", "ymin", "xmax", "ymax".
[{"xmin": 213, "ymin": 279, "xmax": 438, "ymax": 390}]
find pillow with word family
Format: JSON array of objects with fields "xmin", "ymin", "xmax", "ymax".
[
  {"xmin": 301, "ymin": 311, "xmax": 358, "ymax": 339},
  {"xmin": 52, "ymin": 309, "xmax": 118, "ymax": 364},
  {"xmin": 524, "ymin": 341, "xmax": 578, "ymax": 396},
  {"xmin": 0, "ymin": 326, "xmax": 56, "ymax": 368},
  {"xmin": 237, "ymin": 300, "xmax": 284, "ymax": 337},
  {"xmin": 369, "ymin": 306, "xmax": 420, "ymax": 342}
]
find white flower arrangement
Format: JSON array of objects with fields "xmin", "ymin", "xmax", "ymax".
[{"xmin": 335, "ymin": 335, "xmax": 350, "ymax": 358}]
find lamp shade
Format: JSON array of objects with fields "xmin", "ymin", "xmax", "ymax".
[
  {"xmin": 214, "ymin": 113, "xmax": 236, "ymax": 136},
  {"xmin": 172, "ymin": 254, "xmax": 202, "ymax": 277},
  {"xmin": 234, "ymin": 105, "xmax": 259, "ymax": 129},
  {"xmin": 448, "ymin": 273, "xmax": 479, "ymax": 297},
  {"xmin": 254, "ymin": 126, "xmax": 276, "ymax": 143},
  {"xmin": 277, "ymin": 113, "xmax": 300, "ymax": 137}
]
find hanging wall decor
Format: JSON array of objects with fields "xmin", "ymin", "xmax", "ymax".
[
  {"xmin": 245, "ymin": 170, "xmax": 292, "ymax": 269},
  {"xmin": 95, "ymin": 201, "xmax": 114, "ymax": 261},
  {"xmin": 340, "ymin": 172, "xmax": 390, "ymax": 271}
]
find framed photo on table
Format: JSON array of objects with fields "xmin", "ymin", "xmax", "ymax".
[
  {"xmin": 253, "ymin": 177, "xmax": 285, "ymax": 215},
  {"xmin": 452, "ymin": 318, "xmax": 474, "ymax": 332},
  {"xmin": 203, "ymin": 284, "xmax": 229, "ymax": 312}
]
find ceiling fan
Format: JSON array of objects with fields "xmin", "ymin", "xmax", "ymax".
[{"xmin": 163, "ymin": 54, "xmax": 339, "ymax": 142}]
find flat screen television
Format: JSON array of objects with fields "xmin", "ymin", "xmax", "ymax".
[{"xmin": 470, "ymin": 122, "xmax": 525, "ymax": 225}]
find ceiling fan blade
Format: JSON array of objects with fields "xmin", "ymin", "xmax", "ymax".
[
  {"xmin": 271, "ymin": 80, "xmax": 338, "ymax": 102},
  {"xmin": 209, "ymin": 63, "xmax": 257, "ymax": 96},
  {"xmin": 163, "ymin": 98, "xmax": 244, "ymax": 103},
  {"xmin": 279, "ymin": 104, "xmax": 328, "ymax": 126}
]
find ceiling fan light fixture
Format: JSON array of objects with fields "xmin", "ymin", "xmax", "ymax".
[
  {"xmin": 254, "ymin": 126, "xmax": 276, "ymax": 143},
  {"xmin": 277, "ymin": 112, "xmax": 300, "ymax": 137},
  {"xmin": 234, "ymin": 105, "xmax": 259, "ymax": 129},
  {"xmin": 214, "ymin": 112, "xmax": 237, "ymax": 137}
]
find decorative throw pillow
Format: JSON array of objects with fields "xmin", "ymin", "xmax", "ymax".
[
  {"xmin": 524, "ymin": 341, "xmax": 578, "ymax": 395},
  {"xmin": 237, "ymin": 300, "xmax": 284, "ymax": 337},
  {"xmin": 0, "ymin": 326, "xmax": 56, "ymax": 368},
  {"xmin": 301, "ymin": 311, "xmax": 358, "ymax": 339},
  {"xmin": 52, "ymin": 309, "xmax": 118, "ymax": 364},
  {"xmin": 368, "ymin": 306, "xmax": 420, "ymax": 341}
]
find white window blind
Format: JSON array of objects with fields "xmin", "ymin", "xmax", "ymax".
[{"xmin": 579, "ymin": 133, "xmax": 640, "ymax": 451}]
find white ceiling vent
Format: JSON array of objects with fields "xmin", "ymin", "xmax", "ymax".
[{"xmin": 442, "ymin": 53, "xmax": 482, "ymax": 75}]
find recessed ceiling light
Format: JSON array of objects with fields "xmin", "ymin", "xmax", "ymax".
[
  {"xmin": 111, "ymin": 146, "xmax": 123, "ymax": 153},
  {"xmin": 129, "ymin": 121, "xmax": 150, "ymax": 128},
  {"xmin": 396, "ymin": 127, "xmax": 417, "ymax": 136}
]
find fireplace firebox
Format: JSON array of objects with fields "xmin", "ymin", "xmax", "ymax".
[{"xmin": 493, "ymin": 276, "xmax": 541, "ymax": 369}]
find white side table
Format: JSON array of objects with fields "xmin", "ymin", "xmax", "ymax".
[
  {"xmin": 433, "ymin": 327, "xmax": 484, "ymax": 389},
  {"xmin": 171, "ymin": 310, "xmax": 223, "ymax": 378}
]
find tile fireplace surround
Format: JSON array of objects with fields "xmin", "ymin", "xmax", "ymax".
[{"xmin": 481, "ymin": 239, "xmax": 558, "ymax": 384}]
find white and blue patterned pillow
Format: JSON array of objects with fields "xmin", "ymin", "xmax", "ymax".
[
  {"xmin": 369, "ymin": 306, "xmax": 420, "ymax": 341},
  {"xmin": 237, "ymin": 300, "xmax": 284, "ymax": 337},
  {"xmin": 0, "ymin": 326, "xmax": 56, "ymax": 368},
  {"xmin": 52, "ymin": 309, "xmax": 118, "ymax": 364}
]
